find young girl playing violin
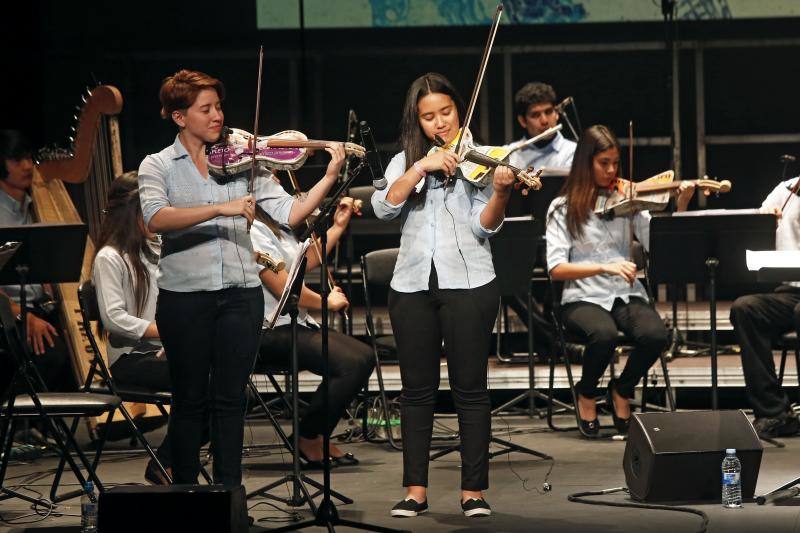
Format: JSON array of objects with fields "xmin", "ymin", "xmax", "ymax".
[
  {"xmin": 546, "ymin": 125, "xmax": 693, "ymax": 437},
  {"xmin": 137, "ymin": 69, "xmax": 345, "ymax": 487},
  {"xmin": 372, "ymin": 72, "xmax": 516, "ymax": 518}
]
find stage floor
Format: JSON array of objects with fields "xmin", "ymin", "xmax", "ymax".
[{"xmin": 2, "ymin": 414, "xmax": 800, "ymax": 532}]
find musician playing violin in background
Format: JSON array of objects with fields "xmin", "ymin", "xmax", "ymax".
[
  {"xmin": 250, "ymin": 193, "xmax": 374, "ymax": 468},
  {"xmin": 372, "ymin": 72, "xmax": 516, "ymax": 519},
  {"xmin": 507, "ymin": 82, "xmax": 576, "ymax": 171},
  {"xmin": 545, "ymin": 125, "xmax": 694, "ymax": 437},
  {"xmin": 725, "ymin": 176, "xmax": 800, "ymax": 439},
  {"xmin": 137, "ymin": 69, "xmax": 345, "ymax": 487},
  {"xmin": 0, "ymin": 130, "xmax": 74, "ymax": 398}
]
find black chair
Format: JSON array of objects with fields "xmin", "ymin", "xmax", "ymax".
[
  {"xmin": 777, "ymin": 331, "xmax": 800, "ymax": 389},
  {"xmin": 361, "ymin": 248, "xmax": 402, "ymax": 450},
  {"xmin": 0, "ymin": 296, "xmax": 121, "ymax": 505},
  {"xmin": 545, "ymin": 242, "xmax": 676, "ymax": 439},
  {"xmin": 67, "ymin": 281, "xmax": 213, "ymax": 486}
]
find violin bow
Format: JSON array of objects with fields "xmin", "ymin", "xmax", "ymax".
[
  {"xmin": 286, "ymin": 169, "xmax": 349, "ymax": 324},
  {"xmin": 247, "ymin": 45, "xmax": 264, "ymax": 234},
  {"xmin": 451, "ymin": 3, "xmax": 504, "ymax": 163},
  {"xmin": 780, "ymin": 176, "xmax": 800, "ymax": 212}
]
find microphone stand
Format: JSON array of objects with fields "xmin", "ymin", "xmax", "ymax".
[{"xmin": 273, "ymin": 159, "xmax": 405, "ymax": 533}]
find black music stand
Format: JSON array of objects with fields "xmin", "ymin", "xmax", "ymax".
[
  {"xmin": 0, "ymin": 223, "xmax": 88, "ymax": 357},
  {"xmin": 490, "ymin": 217, "xmax": 553, "ymax": 416},
  {"xmin": 247, "ymin": 241, "xmax": 351, "ymax": 512},
  {"xmin": 429, "ymin": 217, "xmax": 552, "ymax": 463},
  {"xmin": 649, "ymin": 212, "xmax": 776, "ymax": 409},
  {"xmin": 0, "ymin": 223, "xmax": 103, "ymax": 506}
]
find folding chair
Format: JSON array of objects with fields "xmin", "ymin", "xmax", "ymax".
[{"xmin": 0, "ymin": 297, "xmax": 121, "ymax": 504}]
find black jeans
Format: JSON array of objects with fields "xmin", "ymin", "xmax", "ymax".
[
  {"xmin": 389, "ymin": 269, "xmax": 498, "ymax": 491},
  {"xmin": 156, "ymin": 287, "xmax": 263, "ymax": 486},
  {"xmin": 257, "ymin": 325, "xmax": 374, "ymax": 438},
  {"xmin": 0, "ymin": 311, "xmax": 74, "ymax": 396},
  {"xmin": 561, "ymin": 297, "xmax": 668, "ymax": 400},
  {"xmin": 730, "ymin": 288, "xmax": 800, "ymax": 419}
]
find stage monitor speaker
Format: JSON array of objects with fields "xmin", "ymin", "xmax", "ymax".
[
  {"xmin": 623, "ymin": 410, "xmax": 762, "ymax": 502},
  {"xmin": 98, "ymin": 484, "xmax": 248, "ymax": 533}
]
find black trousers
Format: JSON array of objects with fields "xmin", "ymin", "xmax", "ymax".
[
  {"xmin": 389, "ymin": 269, "xmax": 498, "ymax": 491},
  {"xmin": 561, "ymin": 298, "xmax": 668, "ymax": 399},
  {"xmin": 156, "ymin": 287, "xmax": 263, "ymax": 486},
  {"xmin": 730, "ymin": 287, "xmax": 800, "ymax": 419},
  {"xmin": 0, "ymin": 311, "xmax": 74, "ymax": 396},
  {"xmin": 257, "ymin": 325, "xmax": 374, "ymax": 439},
  {"xmin": 110, "ymin": 352, "xmax": 173, "ymax": 467}
]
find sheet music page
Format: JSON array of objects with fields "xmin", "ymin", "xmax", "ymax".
[
  {"xmin": 266, "ymin": 238, "xmax": 313, "ymax": 329},
  {"xmin": 673, "ymin": 208, "xmax": 762, "ymax": 217},
  {"xmin": 746, "ymin": 250, "xmax": 800, "ymax": 271}
]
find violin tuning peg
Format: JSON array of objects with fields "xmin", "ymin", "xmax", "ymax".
[
  {"xmin": 68, "ymin": 136, "xmax": 74, "ymax": 144},
  {"xmin": 74, "ymin": 105, "xmax": 81, "ymax": 112}
]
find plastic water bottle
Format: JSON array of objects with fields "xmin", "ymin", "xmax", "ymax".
[
  {"xmin": 721, "ymin": 448, "xmax": 742, "ymax": 508},
  {"xmin": 81, "ymin": 481, "xmax": 98, "ymax": 532}
]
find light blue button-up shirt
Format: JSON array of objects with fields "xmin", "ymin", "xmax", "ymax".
[
  {"xmin": 138, "ymin": 135, "xmax": 295, "ymax": 292},
  {"xmin": 546, "ymin": 196, "xmax": 650, "ymax": 311},
  {"xmin": 0, "ymin": 188, "xmax": 45, "ymax": 305},
  {"xmin": 507, "ymin": 131, "xmax": 576, "ymax": 172},
  {"xmin": 371, "ymin": 151, "xmax": 501, "ymax": 293}
]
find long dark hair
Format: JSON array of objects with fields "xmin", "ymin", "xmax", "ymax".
[
  {"xmin": 399, "ymin": 72, "xmax": 466, "ymax": 174},
  {"xmin": 559, "ymin": 125, "xmax": 621, "ymax": 239},
  {"xmin": 92, "ymin": 171, "xmax": 156, "ymax": 317}
]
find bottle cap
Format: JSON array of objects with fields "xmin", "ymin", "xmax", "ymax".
[{"xmin": 725, "ymin": 448, "xmax": 736, "ymax": 454}]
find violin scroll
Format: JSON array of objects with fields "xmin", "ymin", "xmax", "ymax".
[{"xmin": 254, "ymin": 250, "xmax": 285, "ymax": 273}]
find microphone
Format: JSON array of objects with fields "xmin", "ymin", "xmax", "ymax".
[
  {"xmin": 360, "ymin": 121, "xmax": 387, "ymax": 190},
  {"xmin": 554, "ymin": 96, "xmax": 574, "ymax": 114}
]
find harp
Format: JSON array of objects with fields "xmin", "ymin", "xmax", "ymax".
[{"xmin": 34, "ymin": 85, "xmax": 163, "ymax": 435}]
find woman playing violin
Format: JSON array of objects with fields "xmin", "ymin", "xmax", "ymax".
[
  {"xmin": 372, "ymin": 72, "xmax": 515, "ymax": 518},
  {"xmin": 546, "ymin": 125, "xmax": 693, "ymax": 437},
  {"xmin": 137, "ymin": 69, "xmax": 345, "ymax": 487}
]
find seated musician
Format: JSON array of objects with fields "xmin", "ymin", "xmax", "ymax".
[
  {"xmin": 0, "ymin": 129, "xmax": 73, "ymax": 396},
  {"xmin": 250, "ymin": 193, "xmax": 374, "ymax": 467},
  {"xmin": 507, "ymin": 82, "xmax": 576, "ymax": 171},
  {"xmin": 91, "ymin": 171, "xmax": 199, "ymax": 485},
  {"xmin": 726, "ymin": 177, "xmax": 800, "ymax": 438},
  {"xmin": 545, "ymin": 125, "xmax": 693, "ymax": 436}
]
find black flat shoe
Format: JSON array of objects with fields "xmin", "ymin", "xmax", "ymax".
[
  {"xmin": 579, "ymin": 418, "xmax": 600, "ymax": 437},
  {"xmin": 144, "ymin": 458, "xmax": 171, "ymax": 485},
  {"xmin": 332, "ymin": 452, "xmax": 359, "ymax": 467},
  {"xmin": 607, "ymin": 380, "xmax": 631, "ymax": 435},
  {"xmin": 289, "ymin": 434, "xmax": 334, "ymax": 469}
]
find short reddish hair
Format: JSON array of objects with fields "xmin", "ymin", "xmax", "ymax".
[{"xmin": 159, "ymin": 69, "xmax": 225, "ymax": 119}]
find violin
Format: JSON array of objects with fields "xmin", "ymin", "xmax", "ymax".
[
  {"xmin": 254, "ymin": 250, "xmax": 285, "ymax": 273},
  {"xmin": 594, "ymin": 171, "xmax": 732, "ymax": 217},
  {"xmin": 207, "ymin": 127, "xmax": 366, "ymax": 176},
  {"xmin": 429, "ymin": 128, "xmax": 542, "ymax": 192}
]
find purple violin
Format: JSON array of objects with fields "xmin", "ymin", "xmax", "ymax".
[{"xmin": 207, "ymin": 127, "xmax": 365, "ymax": 176}]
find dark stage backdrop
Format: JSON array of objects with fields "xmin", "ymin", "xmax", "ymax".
[{"xmin": 9, "ymin": 1, "xmax": 800, "ymax": 211}]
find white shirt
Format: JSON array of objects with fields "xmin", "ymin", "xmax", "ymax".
[
  {"xmin": 507, "ymin": 131, "xmax": 576, "ymax": 173},
  {"xmin": 249, "ymin": 220, "xmax": 317, "ymax": 329},
  {"xmin": 92, "ymin": 244, "xmax": 161, "ymax": 366},
  {"xmin": 762, "ymin": 177, "xmax": 800, "ymax": 287}
]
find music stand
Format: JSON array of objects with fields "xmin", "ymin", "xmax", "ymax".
[
  {"xmin": 649, "ymin": 212, "xmax": 776, "ymax": 409},
  {"xmin": 429, "ymin": 217, "xmax": 552, "ymax": 462},
  {"xmin": 0, "ymin": 223, "xmax": 104, "ymax": 506},
  {"xmin": 248, "ymin": 239, "xmax": 351, "ymax": 511},
  {"xmin": 0, "ymin": 223, "xmax": 87, "ymax": 348},
  {"xmin": 489, "ymin": 217, "xmax": 553, "ymax": 415}
]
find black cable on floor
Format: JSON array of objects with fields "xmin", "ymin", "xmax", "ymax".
[{"xmin": 567, "ymin": 487, "xmax": 708, "ymax": 533}]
